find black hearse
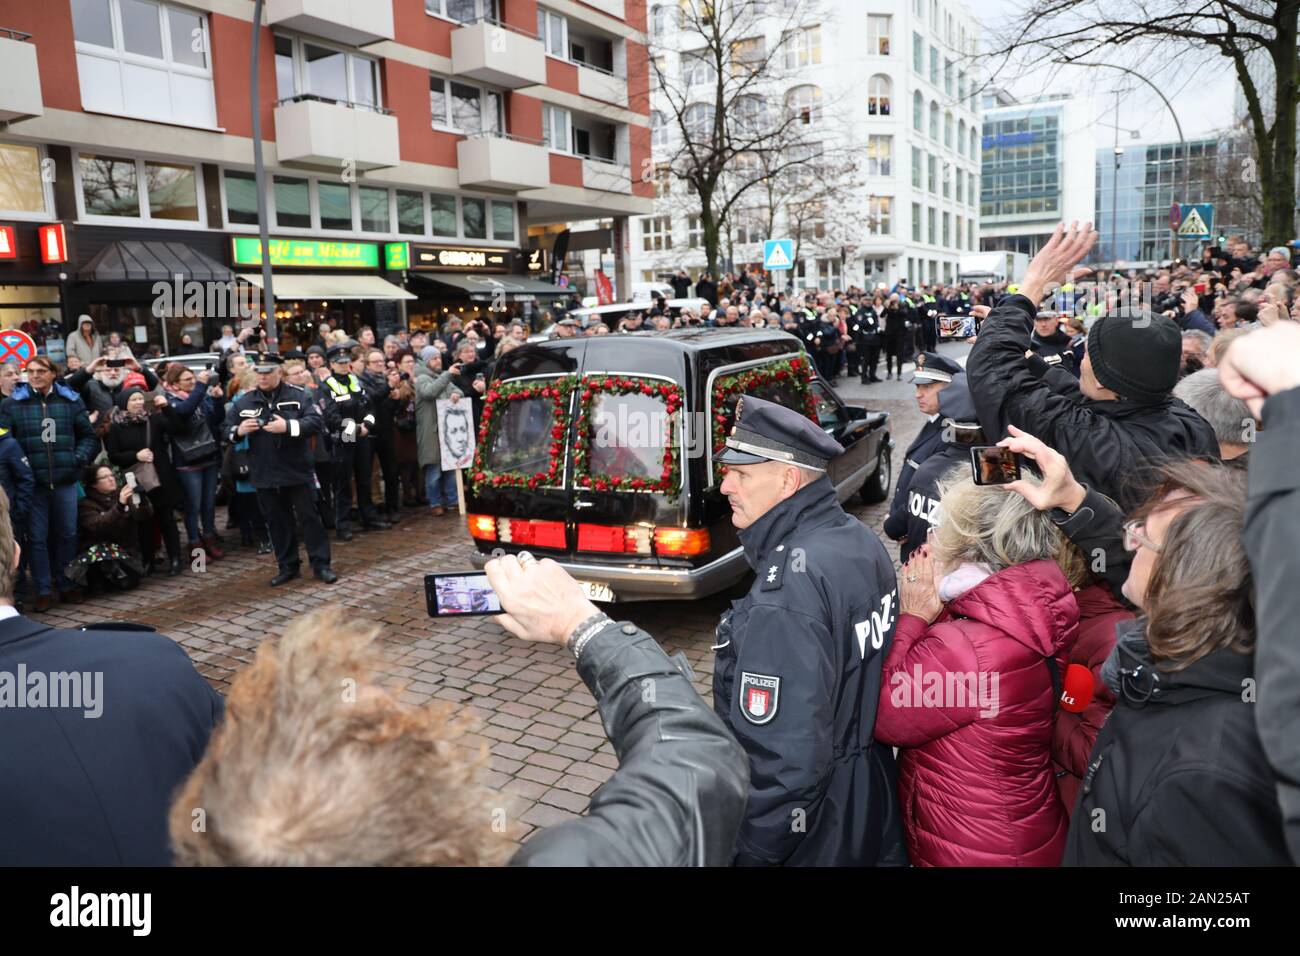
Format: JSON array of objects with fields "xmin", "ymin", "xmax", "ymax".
[{"xmin": 465, "ymin": 328, "xmax": 892, "ymax": 603}]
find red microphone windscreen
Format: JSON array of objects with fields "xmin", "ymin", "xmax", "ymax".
[{"xmin": 1059, "ymin": 663, "xmax": 1094, "ymax": 714}]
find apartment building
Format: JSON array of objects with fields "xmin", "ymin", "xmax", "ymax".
[
  {"xmin": 0, "ymin": 0, "xmax": 652, "ymax": 352},
  {"xmin": 622, "ymin": 0, "xmax": 982, "ymax": 295}
]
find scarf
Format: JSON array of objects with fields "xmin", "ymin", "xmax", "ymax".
[
  {"xmin": 109, "ymin": 405, "xmax": 151, "ymax": 427},
  {"xmin": 937, "ymin": 562, "xmax": 992, "ymax": 602}
]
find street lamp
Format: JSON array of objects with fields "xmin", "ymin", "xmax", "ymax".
[{"xmin": 1112, "ymin": 145, "xmax": 1125, "ymax": 269}]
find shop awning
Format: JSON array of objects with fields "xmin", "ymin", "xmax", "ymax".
[
  {"xmin": 238, "ymin": 274, "xmax": 416, "ymax": 300},
  {"xmin": 78, "ymin": 240, "xmax": 234, "ymax": 283},
  {"xmin": 410, "ymin": 273, "xmax": 569, "ymax": 301}
]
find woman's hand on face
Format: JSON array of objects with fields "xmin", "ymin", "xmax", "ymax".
[{"xmin": 899, "ymin": 547, "xmax": 944, "ymax": 624}]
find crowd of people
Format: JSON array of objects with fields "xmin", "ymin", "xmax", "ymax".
[{"xmin": 2, "ymin": 222, "xmax": 1299, "ymax": 869}]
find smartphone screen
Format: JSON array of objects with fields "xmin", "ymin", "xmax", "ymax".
[
  {"xmin": 970, "ymin": 445, "xmax": 1022, "ymax": 486},
  {"xmin": 107, "ymin": 358, "xmax": 126, "ymax": 368},
  {"xmin": 425, "ymin": 572, "xmax": 503, "ymax": 617}
]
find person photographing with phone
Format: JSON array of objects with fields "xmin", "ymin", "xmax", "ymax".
[{"xmin": 224, "ymin": 353, "xmax": 336, "ymax": 586}]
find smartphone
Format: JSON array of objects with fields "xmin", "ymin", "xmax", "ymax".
[
  {"xmin": 106, "ymin": 358, "xmax": 127, "ymax": 368},
  {"xmin": 124, "ymin": 471, "xmax": 137, "ymax": 489},
  {"xmin": 970, "ymin": 445, "xmax": 1022, "ymax": 486},
  {"xmin": 425, "ymin": 571, "xmax": 503, "ymax": 617}
]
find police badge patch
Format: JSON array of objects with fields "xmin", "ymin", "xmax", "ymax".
[{"xmin": 739, "ymin": 672, "xmax": 780, "ymax": 725}]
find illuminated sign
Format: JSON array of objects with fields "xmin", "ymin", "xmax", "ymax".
[
  {"xmin": 0, "ymin": 225, "xmax": 15, "ymax": 261},
  {"xmin": 39, "ymin": 223, "xmax": 68, "ymax": 264},
  {"xmin": 230, "ymin": 236, "xmax": 381, "ymax": 269},
  {"xmin": 409, "ymin": 244, "xmax": 510, "ymax": 273},
  {"xmin": 385, "ymin": 241, "xmax": 410, "ymax": 270},
  {"xmin": 524, "ymin": 248, "xmax": 548, "ymax": 274}
]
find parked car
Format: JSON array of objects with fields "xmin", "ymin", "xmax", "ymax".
[{"xmin": 465, "ymin": 328, "xmax": 893, "ymax": 603}]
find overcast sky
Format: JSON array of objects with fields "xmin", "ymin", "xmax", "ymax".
[{"xmin": 969, "ymin": 0, "xmax": 1242, "ymax": 146}]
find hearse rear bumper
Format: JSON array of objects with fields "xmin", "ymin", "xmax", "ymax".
[{"xmin": 469, "ymin": 545, "xmax": 748, "ymax": 603}]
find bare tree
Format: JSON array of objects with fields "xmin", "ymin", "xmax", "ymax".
[
  {"xmin": 642, "ymin": 0, "xmax": 847, "ymax": 275},
  {"xmin": 982, "ymin": 0, "xmax": 1298, "ymax": 247}
]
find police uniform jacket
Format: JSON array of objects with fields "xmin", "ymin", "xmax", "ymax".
[
  {"xmin": 712, "ymin": 476, "xmax": 907, "ymax": 866},
  {"xmin": 223, "ymin": 382, "xmax": 324, "ymax": 489},
  {"xmin": 850, "ymin": 305, "xmax": 881, "ymax": 345},
  {"xmin": 320, "ymin": 372, "xmax": 377, "ymax": 441},
  {"xmin": 883, "ymin": 417, "xmax": 946, "ymax": 544}
]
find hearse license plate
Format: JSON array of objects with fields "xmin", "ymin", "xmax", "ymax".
[{"xmin": 577, "ymin": 580, "xmax": 614, "ymax": 603}]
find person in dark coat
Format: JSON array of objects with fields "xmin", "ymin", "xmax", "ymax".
[
  {"xmin": 881, "ymin": 294, "xmax": 910, "ymax": 380},
  {"xmin": 1221, "ymin": 321, "xmax": 1300, "ymax": 862},
  {"xmin": 69, "ymin": 463, "xmax": 154, "ymax": 593},
  {"xmin": 851, "ymin": 298, "xmax": 883, "ymax": 383},
  {"xmin": 0, "ymin": 489, "xmax": 223, "ymax": 865},
  {"xmin": 967, "ymin": 224, "xmax": 1218, "ymax": 512},
  {"xmin": 883, "ymin": 354, "xmax": 964, "ymax": 562},
  {"xmin": 0, "ymin": 425, "xmax": 33, "ymax": 552},
  {"xmin": 712, "ymin": 396, "xmax": 907, "ymax": 866},
  {"xmin": 103, "ymin": 387, "xmax": 186, "ymax": 575},
  {"xmin": 669, "ymin": 270, "xmax": 692, "ymax": 299},
  {"xmin": 359, "ymin": 347, "xmax": 402, "ymax": 524},
  {"xmin": 1028, "ymin": 311, "xmax": 1077, "ymax": 376},
  {"xmin": 695, "ymin": 272, "xmax": 718, "ymax": 306}
]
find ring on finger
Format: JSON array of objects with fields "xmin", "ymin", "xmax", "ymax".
[{"xmin": 517, "ymin": 550, "xmax": 537, "ymax": 566}]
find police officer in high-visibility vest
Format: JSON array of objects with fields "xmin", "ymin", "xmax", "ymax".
[{"xmin": 321, "ymin": 343, "xmax": 390, "ymax": 541}]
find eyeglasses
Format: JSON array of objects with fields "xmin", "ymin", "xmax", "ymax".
[{"xmin": 1122, "ymin": 519, "xmax": 1162, "ymax": 554}]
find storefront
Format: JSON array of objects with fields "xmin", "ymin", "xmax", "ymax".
[
  {"xmin": 0, "ymin": 221, "xmax": 70, "ymax": 360},
  {"xmin": 400, "ymin": 242, "xmax": 567, "ymax": 333},
  {"xmin": 231, "ymin": 236, "xmax": 414, "ymax": 349}
]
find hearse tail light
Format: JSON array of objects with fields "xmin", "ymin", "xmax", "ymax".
[
  {"xmin": 468, "ymin": 514, "xmax": 497, "ymax": 541},
  {"xmin": 498, "ymin": 518, "xmax": 566, "ymax": 549},
  {"xmin": 577, "ymin": 523, "xmax": 653, "ymax": 555},
  {"xmin": 654, "ymin": 527, "xmax": 711, "ymax": 558}
]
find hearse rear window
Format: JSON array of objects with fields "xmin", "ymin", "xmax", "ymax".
[
  {"xmin": 473, "ymin": 376, "xmax": 577, "ymax": 491},
  {"xmin": 575, "ymin": 376, "xmax": 684, "ymax": 495}
]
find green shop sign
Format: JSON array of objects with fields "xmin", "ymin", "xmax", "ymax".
[
  {"xmin": 230, "ymin": 236, "xmax": 381, "ymax": 269},
  {"xmin": 385, "ymin": 242, "xmax": 411, "ymax": 270}
]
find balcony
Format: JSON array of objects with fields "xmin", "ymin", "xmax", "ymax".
[
  {"xmin": 582, "ymin": 156, "xmax": 631, "ymax": 194},
  {"xmin": 266, "ymin": 0, "xmax": 394, "ymax": 47},
  {"xmin": 0, "ymin": 30, "xmax": 43, "ymax": 123},
  {"xmin": 578, "ymin": 0, "xmax": 626, "ymax": 18},
  {"xmin": 576, "ymin": 62, "xmax": 627, "ymax": 107},
  {"xmin": 274, "ymin": 96, "xmax": 400, "ymax": 171},
  {"xmin": 451, "ymin": 18, "xmax": 546, "ymax": 89},
  {"xmin": 457, "ymin": 132, "xmax": 550, "ymax": 191}
]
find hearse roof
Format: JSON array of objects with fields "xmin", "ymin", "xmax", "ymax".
[{"xmin": 533, "ymin": 327, "xmax": 803, "ymax": 355}]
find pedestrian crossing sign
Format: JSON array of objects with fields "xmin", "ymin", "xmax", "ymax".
[
  {"xmin": 1177, "ymin": 203, "xmax": 1214, "ymax": 239},
  {"xmin": 764, "ymin": 239, "xmax": 794, "ymax": 271}
]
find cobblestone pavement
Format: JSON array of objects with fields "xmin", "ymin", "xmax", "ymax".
[{"xmin": 29, "ymin": 342, "xmax": 969, "ymax": 845}]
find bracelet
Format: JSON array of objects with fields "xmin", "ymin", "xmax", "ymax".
[{"xmin": 566, "ymin": 612, "xmax": 612, "ymax": 660}]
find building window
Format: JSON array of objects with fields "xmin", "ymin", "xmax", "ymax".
[
  {"xmin": 459, "ymin": 197, "xmax": 485, "ymax": 239},
  {"xmin": 650, "ymin": 4, "xmax": 675, "ymax": 36},
  {"xmin": 542, "ymin": 104, "xmax": 573, "ymax": 151},
  {"xmin": 911, "ymin": 147, "xmax": 922, "ymax": 188},
  {"xmin": 957, "ymin": 118, "xmax": 966, "ymax": 156},
  {"xmin": 78, "ymin": 153, "xmax": 201, "ymax": 224},
  {"xmin": 968, "ymin": 219, "xmax": 974, "ymax": 249},
  {"xmin": 654, "ymin": 163, "xmax": 672, "ymax": 198},
  {"xmin": 397, "ymin": 190, "xmax": 426, "ymax": 235},
  {"xmin": 0, "ymin": 142, "xmax": 51, "ymax": 217},
  {"xmin": 642, "ymin": 216, "xmax": 672, "ymax": 251},
  {"xmin": 969, "ymin": 170, "xmax": 976, "ymax": 206},
  {"xmin": 359, "ymin": 186, "xmax": 390, "ymax": 233},
  {"xmin": 912, "ymin": 32, "xmax": 923, "ymax": 72},
  {"xmin": 783, "ymin": 26, "xmax": 821, "ymax": 69},
  {"xmin": 956, "ymin": 167, "xmax": 964, "ymax": 203},
  {"xmin": 734, "ymin": 209, "xmax": 766, "ymax": 245},
  {"xmin": 687, "ymin": 215, "xmax": 703, "ymax": 248},
  {"xmin": 536, "ymin": 7, "xmax": 568, "ymax": 58},
  {"xmin": 731, "ymin": 36, "xmax": 766, "ymax": 77},
  {"xmin": 682, "ymin": 50, "xmax": 716, "ymax": 88},
  {"xmin": 954, "ymin": 214, "xmax": 962, "ymax": 250},
  {"xmin": 944, "ymin": 112, "xmax": 954, "ymax": 149},
  {"xmin": 318, "ymin": 181, "xmax": 352, "ymax": 231},
  {"xmin": 786, "ymin": 85, "xmax": 823, "ymax": 125},
  {"xmin": 943, "ymin": 211, "xmax": 950, "ymax": 246},
  {"xmin": 927, "ymin": 206, "xmax": 936, "ymax": 244},
  {"xmin": 929, "ymin": 100, "xmax": 939, "ymax": 139},
  {"xmin": 867, "ymin": 75, "xmax": 892, "ymax": 116},
  {"xmin": 930, "ymin": 47, "xmax": 939, "ymax": 85},
  {"xmin": 971, "ymin": 128, "xmax": 979, "ymax": 159},
  {"xmin": 911, "ymin": 202, "xmax": 922, "ymax": 241},
  {"xmin": 867, "ymin": 15, "xmax": 891, "ymax": 55},
  {"xmin": 684, "ymin": 103, "xmax": 715, "ymax": 138},
  {"xmin": 866, "ymin": 135, "xmax": 892, "ymax": 176},
  {"xmin": 71, "ymin": 0, "xmax": 216, "ymax": 127},
  {"xmin": 735, "ymin": 95, "xmax": 769, "ymax": 133},
  {"xmin": 430, "ymin": 194, "xmax": 457, "ymax": 237},
  {"xmin": 944, "ymin": 59, "xmax": 954, "ymax": 96},
  {"xmin": 815, "ymin": 258, "xmax": 841, "ymax": 291},
  {"xmin": 867, "ymin": 196, "xmax": 892, "ymax": 236},
  {"xmin": 958, "ymin": 70, "xmax": 966, "ymax": 102},
  {"xmin": 276, "ymin": 35, "xmax": 381, "ymax": 110},
  {"xmin": 431, "ymin": 75, "xmax": 502, "ymax": 135},
  {"xmin": 651, "ymin": 110, "xmax": 669, "ymax": 148},
  {"xmin": 927, "ymin": 154, "xmax": 937, "ymax": 193},
  {"xmin": 272, "ymin": 175, "xmax": 310, "ymax": 228},
  {"xmin": 912, "ymin": 90, "xmax": 923, "ymax": 131},
  {"xmin": 942, "ymin": 162, "xmax": 951, "ymax": 198},
  {"xmin": 427, "ymin": 0, "xmax": 496, "ymax": 22}
]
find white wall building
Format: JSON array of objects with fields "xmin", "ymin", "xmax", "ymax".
[{"xmin": 620, "ymin": 0, "xmax": 983, "ymax": 293}]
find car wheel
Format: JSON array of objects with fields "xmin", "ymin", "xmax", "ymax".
[{"xmin": 861, "ymin": 443, "xmax": 891, "ymax": 504}]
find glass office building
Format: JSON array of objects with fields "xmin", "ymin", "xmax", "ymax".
[{"xmin": 980, "ymin": 106, "xmax": 1062, "ymax": 257}]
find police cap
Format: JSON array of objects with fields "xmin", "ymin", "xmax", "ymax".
[
  {"xmin": 715, "ymin": 394, "xmax": 842, "ymax": 472},
  {"xmin": 910, "ymin": 351, "xmax": 963, "ymax": 384}
]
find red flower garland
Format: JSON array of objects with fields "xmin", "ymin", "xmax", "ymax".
[
  {"xmin": 572, "ymin": 376, "xmax": 684, "ymax": 497},
  {"xmin": 470, "ymin": 375, "xmax": 577, "ymax": 492},
  {"xmin": 710, "ymin": 356, "xmax": 818, "ymax": 480}
]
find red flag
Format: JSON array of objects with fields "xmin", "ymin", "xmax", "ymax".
[{"xmin": 595, "ymin": 270, "xmax": 614, "ymax": 305}]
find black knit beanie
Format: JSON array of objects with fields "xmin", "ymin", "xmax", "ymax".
[{"xmin": 1085, "ymin": 312, "xmax": 1181, "ymax": 403}]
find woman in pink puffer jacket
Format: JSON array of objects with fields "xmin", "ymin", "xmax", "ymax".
[{"xmin": 875, "ymin": 473, "xmax": 1083, "ymax": 866}]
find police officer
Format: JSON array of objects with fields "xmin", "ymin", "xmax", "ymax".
[
  {"xmin": 883, "ymin": 351, "xmax": 964, "ymax": 562},
  {"xmin": 851, "ymin": 298, "xmax": 883, "ymax": 384},
  {"xmin": 893, "ymin": 373, "xmax": 981, "ymax": 563},
  {"xmin": 225, "ymin": 353, "xmax": 336, "ymax": 586},
  {"xmin": 321, "ymin": 343, "xmax": 390, "ymax": 541},
  {"xmin": 918, "ymin": 288, "xmax": 940, "ymax": 353},
  {"xmin": 712, "ymin": 395, "xmax": 907, "ymax": 867},
  {"xmin": 1029, "ymin": 310, "xmax": 1078, "ymax": 377}
]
